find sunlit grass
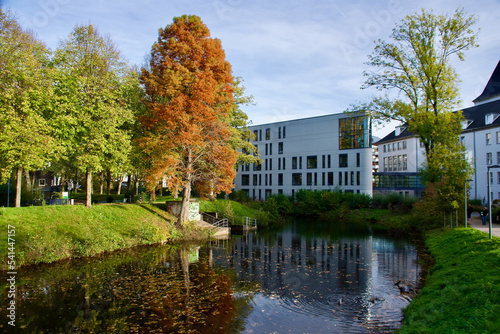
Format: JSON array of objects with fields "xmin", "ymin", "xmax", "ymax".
[
  {"xmin": 0, "ymin": 204, "xmax": 183, "ymax": 267},
  {"xmin": 398, "ymin": 228, "xmax": 500, "ymax": 333}
]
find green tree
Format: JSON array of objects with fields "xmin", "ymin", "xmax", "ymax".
[
  {"xmin": 52, "ymin": 24, "xmax": 134, "ymax": 208},
  {"xmin": 140, "ymin": 15, "xmax": 238, "ymax": 225},
  {"xmin": 0, "ymin": 9, "xmax": 58, "ymax": 207},
  {"xmin": 354, "ymin": 8, "xmax": 478, "ymax": 203}
]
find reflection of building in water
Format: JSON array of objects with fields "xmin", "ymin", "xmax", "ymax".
[{"xmin": 212, "ymin": 228, "xmax": 420, "ymax": 318}]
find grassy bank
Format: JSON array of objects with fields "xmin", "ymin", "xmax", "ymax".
[
  {"xmin": 200, "ymin": 199, "xmax": 272, "ymax": 226},
  {"xmin": 398, "ymin": 228, "xmax": 500, "ymax": 333},
  {"xmin": 0, "ymin": 204, "xmax": 201, "ymax": 268}
]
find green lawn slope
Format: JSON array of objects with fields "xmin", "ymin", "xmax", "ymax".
[
  {"xmin": 398, "ymin": 228, "xmax": 500, "ymax": 333},
  {"xmin": 0, "ymin": 204, "xmax": 186, "ymax": 267}
]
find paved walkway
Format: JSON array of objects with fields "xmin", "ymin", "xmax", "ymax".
[{"xmin": 467, "ymin": 212, "xmax": 500, "ymax": 238}]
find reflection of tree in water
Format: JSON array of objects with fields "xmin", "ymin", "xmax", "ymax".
[{"xmin": 0, "ymin": 245, "xmax": 254, "ymax": 333}]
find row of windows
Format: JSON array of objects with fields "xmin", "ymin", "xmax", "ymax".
[
  {"xmin": 485, "ymin": 132, "xmax": 500, "ymax": 145},
  {"xmin": 253, "ymin": 126, "xmax": 286, "ymax": 142},
  {"xmin": 237, "ymin": 153, "xmax": 362, "ymax": 172},
  {"xmin": 242, "ymin": 172, "xmax": 362, "ymax": 187},
  {"xmin": 382, "ymin": 155, "xmax": 408, "ymax": 172},
  {"xmin": 382, "ymin": 140, "xmax": 407, "ymax": 153},
  {"xmin": 261, "ymin": 142, "xmax": 284, "ymax": 156},
  {"xmin": 485, "ymin": 152, "xmax": 500, "ymax": 165}
]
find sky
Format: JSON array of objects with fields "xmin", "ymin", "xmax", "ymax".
[{"xmin": 3, "ymin": 0, "xmax": 500, "ymax": 139}]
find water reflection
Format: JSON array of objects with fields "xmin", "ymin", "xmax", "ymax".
[
  {"xmin": 212, "ymin": 218, "xmax": 420, "ymax": 333},
  {"xmin": 0, "ymin": 218, "xmax": 421, "ymax": 333}
]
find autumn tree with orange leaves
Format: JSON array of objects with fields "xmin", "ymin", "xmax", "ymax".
[{"xmin": 140, "ymin": 15, "xmax": 238, "ymax": 225}]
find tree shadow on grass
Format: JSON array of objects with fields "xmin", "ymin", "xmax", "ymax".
[{"xmin": 139, "ymin": 203, "xmax": 173, "ymax": 223}]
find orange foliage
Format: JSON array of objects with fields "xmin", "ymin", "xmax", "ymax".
[{"xmin": 139, "ymin": 15, "xmax": 237, "ymax": 213}]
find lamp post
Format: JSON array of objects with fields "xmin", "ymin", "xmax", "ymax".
[
  {"xmin": 464, "ymin": 179, "xmax": 473, "ymax": 228},
  {"xmin": 487, "ymin": 165, "xmax": 500, "ymax": 239}
]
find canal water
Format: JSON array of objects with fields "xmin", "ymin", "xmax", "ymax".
[{"xmin": 0, "ymin": 218, "xmax": 421, "ymax": 333}]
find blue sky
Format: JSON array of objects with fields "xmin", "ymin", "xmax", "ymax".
[{"xmin": 3, "ymin": 0, "xmax": 500, "ymax": 138}]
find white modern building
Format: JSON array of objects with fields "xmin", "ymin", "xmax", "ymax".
[
  {"xmin": 234, "ymin": 113, "xmax": 373, "ymax": 200},
  {"xmin": 374, "ymin": 60, "xmax": 500, "ymax": 201}
]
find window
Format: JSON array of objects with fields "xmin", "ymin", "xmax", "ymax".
[
  {"xmin": 328, "ymin": 172, "xmax": 334, "ymax": 186},
  {"xmin": 345, "ymin": 172, "xmax": 348, "ymax": 186},
  {"xmin": 497, "ymin": 152, "xmax": 500, "ymax": 165},
  {"xmin": 392, "ymin": 143, "xmax": 396, "ymax": 151},
  {"xmin": 292, "ymin": 157, "xmax": 297, "ymax": 169},
  {"xmin": 241, "ymin": 175, "xmax": 250, "ymax": 186},
  {"xmin": 384, "ymin": 157, "xmax": 388, "ymax": 172},
  {"xmin": 259, "ymin": 174, "xmax": 262, "ymax": 186},
  {"xmin": 269, "ymin": 159, "xmax": 272, "ymax": 170},
  {"xmin": 356, "ymin": 153, "xmax": 360, "ymax": 167},
  {"xmin": 278, "ymin": 142, "xmax": 283, "ymax": 154},
  {"xmin": 254, "ymin": 162, "xmax": 261, "ymax": 171},
  {"xmin": 265, "ymin": 159, "xmax": 268, "ymax": 170},
  {"xmin": 388, "ymin": 156, "xmax": 393, "ymax": 171},
  {"xmin": 402, "ymin": 141, "xmax": 407, "ymax": 149},
  {"xmin": 265, "ymin": 174, "xmax": 268, "ymax": 186},
  {"xmin": 497, "ymin": 172, "xmax": 500, "ymax": 184},
  {"xmin": 339, "ymin": 116, "xmax": 371, "ymax": 149},
  {"xmin": 270, "ymin": 143, "xmax": 273, "ymax": 155},
  {"xmin": 307, "ymin": 156, "xmax": 317, "ymax": 169},
  {"xmin": 338, "ymin": 172, "xmax": 342, "ymax": 186},
  {"xmin": 392, "ymin": 156, "xmax": 397, "ymax": 171},
  {"xmin": 307, "ymin": 173, "xmax": 312, "ymax": 186},
  {"xmin": 278, "ymin": 173, "xmax": 283, "ymax": 186},
  {"xmin": 322, "ymin": 172, "xmax": 325, "ymax": 185},
  {"xmin": 388, "ymin": 144, "xmax": 392, "ymax": 152},
  {"xmin": 253, "ymin": 175, "xmax": 258, "ymax": 186},
  {"xmin": 487, "ymin": 152, "xmax": 492, "ymax": 165},
  {"xmin": 299, "ymin": 157, "xmax": 302, "ymax": 169},
  {"xmin": 269, "ymin": 174, "xmax": 272, "ymax": 186},
  {"xmin": 397, "ymin": 155, "xmax": 402, "ymax": 171},
  {"xmin": 486, "ymin": 133, "xmax": 492, "ymax": 145},
  {"xmin": 403, "ymin": 155, "xmax": 407, "ymax": 171},
  {"xmin": 253, "ymin": 130, "xmax": 258, "ymax": 141},
  {"xmin": 278, "ymin": 158, "xmax": 281, "ymax": 170},
  {"xmin": 497, "ymin": 132, "xmax": 500, "ymax": 144},
  {"xmin": 350, "ymin": 171, "xmax": 354, "ymax": 185},
  {"xmin": 322, "ymin": 155, "xmax": 326, "ymax": 168},
  {"xmin": 339, "ymin": 154, "xmax": 348, "ymax": 168},
  {"xmin": 383, "ymin": 145, "xmax": 387, "ymax": 153},
  {"xmin": 265, "ymin": 144, "xmax": 268, "ymax": 155},
  {"xmin": 283, "ymin": 126, "xmax": 286, "ymax": 138},
  {"xmin": 357, "ymin": 171, "xmax": 360, "ymax": 186},
  {"xmin": 259, "ymin": 129, "xmax": 262, "ymax": 141},
  {"xmin": 292, "ymin": 173, "xmax": 302, "ymax": 186},
  {"xmin": 39, "ymin": 179, "xmax": 46, "ymax": 186},
  {"xmin": 397, "ymin": 142, "xmax": 401, "ymax": 150},
  {"xmin": 327, "ymin": 155, "xmax": 331, "ymax": 168},
  {"xmin": 282, "ymin": 158, "xmax": 286, "ymax": 170},
  {"xmin": 266, "ymin": 128, "xmax": 270, "ymax": 140},
  {"xmin": 460, "ymin": 136, "xmax": 465, "ymax": 146},
  {"xmin": 278, "ymin": 127, "xmax": 282, "ymax": 139}
]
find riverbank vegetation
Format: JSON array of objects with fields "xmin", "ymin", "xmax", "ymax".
[
  {"xmin": 0, "ymin": 204, "xmax": 208, "ymax": 267},
  {"xmin": 398, "ymin": 228, "xmax": 500, "ymax": 333}
]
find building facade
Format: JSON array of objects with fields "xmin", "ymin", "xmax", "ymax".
[{"xmin": 234, "ymin": 113, "xmax": 373, "ymax": 200}]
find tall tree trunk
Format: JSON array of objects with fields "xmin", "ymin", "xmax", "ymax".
[
  {"xmin": 126, "ymin": 174, "xmax": 131, "ymax": 192},
  {"xmin": 15, "ymin": 166, "xmax": 22, "ymax": 207},
  {"xmin": 30, "ymin": 171, "xmax": 36, "ymax": 190},
  {"xmin": 23, "ymin": 170, "xmax": 31, "ymax": 190},
  {"xmin": 99, "ymin": 171, "xmax": 104, "ymax": 194},
  {"xmin": 117, "ymin": 175, "xmax": 122, "ymax": 195},
  {"xmin": 86, "ymin": 168, "xmax": 92, "ymax": 208},
  {"xmin": 177, "ymin": 179, "xmax": 192, "ymax": 226},
  {"xmin": 106, "ymin": 169, "xmax": 111, "ymax": 195},
  {"xmin": 134, "ymin": 174, "xmax": 139, "ymax": 195}
]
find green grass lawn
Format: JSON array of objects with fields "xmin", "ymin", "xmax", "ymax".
[
  {"xmin": 398, "ymin": 227, "xmax": 500, "ymax": 333},
  {"xmin": 0, "ymin": 204, "xmax": 186, "ymax": 267}
]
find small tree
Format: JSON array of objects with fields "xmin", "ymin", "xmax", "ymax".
[{"xmin": 140, "ymin": 15, "xmax": 239, "ymax": 225}]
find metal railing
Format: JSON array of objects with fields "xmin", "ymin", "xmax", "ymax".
[{"xmin": 241, "ymin": 217, "xmax": 257, "ymax": 228}]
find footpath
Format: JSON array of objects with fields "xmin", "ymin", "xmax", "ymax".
[{"xmin": 467, "ymin": 212, "xmax": 500, "ymax": 237}]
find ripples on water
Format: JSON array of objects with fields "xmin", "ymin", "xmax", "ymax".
[{"xmin": 0, "ymin": 218, "xmax": 421, "ymax": 333}]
